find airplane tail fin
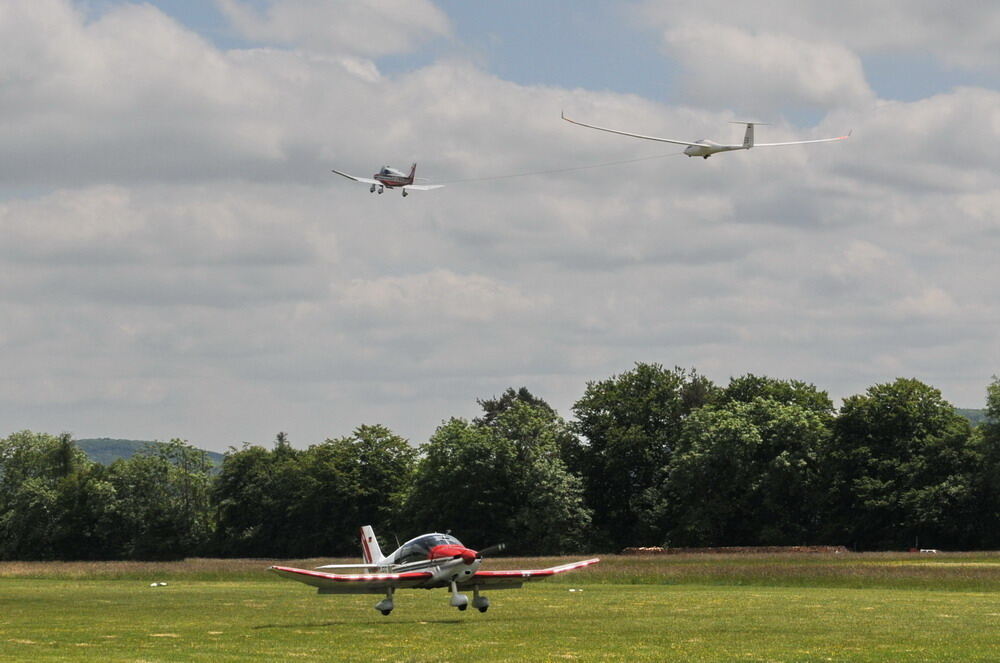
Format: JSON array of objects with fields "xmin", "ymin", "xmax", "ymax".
[
  {"xmin": 408, "ymin": 163, "xmax": 417, "ymax": 182},
  {"xmin": 359, "ymin": 526, "xmax": 384, "ymax": 564},
  {"xmin": 730, "ymin": 121, "xmax": 766, "ymax": 149}
]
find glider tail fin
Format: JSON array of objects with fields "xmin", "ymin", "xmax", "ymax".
[
  {"xmin": 359, "ymin": 526, "xmax": 385, "ymax": 564},
  {"xmin": 730, "ymin": 121, "xmax": 766, "ymax": 149}
]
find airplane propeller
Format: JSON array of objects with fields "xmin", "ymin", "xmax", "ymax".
[{"xmin": 476, "ymin": 543, "xmax": 506, "ymax": 558}]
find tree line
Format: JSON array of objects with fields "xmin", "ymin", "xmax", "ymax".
[{"xmin": 2, "ymin": 365, "xmax": 999, "ymax": 560}]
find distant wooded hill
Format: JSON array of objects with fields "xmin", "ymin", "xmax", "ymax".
[
  {"xmin": 76, "ymin": 408, "xmax": 988, "ymax": 465},
  {"xmin": 76, "ymin": 438, "xmax": 225, "ymax": 467},
  {"xmin": 956, "ymin": 409, "xmax": 988, "ymax": 425}
]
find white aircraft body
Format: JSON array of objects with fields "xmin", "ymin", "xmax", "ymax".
[
  {"xmin": 270, "ymin": 526, "xmax": 600, "ymax": 615},
  {"xmin": 331, "ymin": 163, "xmax": 443, "ymax": 196},
  {"xmin": 562, "ymin": 112, "xmax": 850, "ymax": 159}
]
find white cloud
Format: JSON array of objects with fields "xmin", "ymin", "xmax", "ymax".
[
  {"xmin": 336, "ymin": 269, "xmax": 549, "ymax": 324},
  {"xmin": 1, "ymin": 0, "xmax": 999, "ymax": 448},
  {"xmin": 215, "ymin": 0, "xmax": 451, "ymax": 57},
  {"xmin": 635, "ymin": 0, "xmax": 1000, "ymax": 71},
  {"xmin": 660, "ymin": 21, "xmax": 874, "ymax": 114}
]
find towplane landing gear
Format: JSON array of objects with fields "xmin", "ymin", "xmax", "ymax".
[
  {"xmin": 472, "ymin": 587, "xmax": 490, "ymax": 613},
  {"xmin": 375, "ymin": 587, "xmax": 395, "ymax": 616},
  {"xmin": 373, "ymin": 584, "xmax": 489, "ymax": 615}
]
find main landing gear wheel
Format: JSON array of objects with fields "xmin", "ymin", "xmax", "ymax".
[
  {"xmin": 478, "ymin": 606, "xmax": 488, "ymax": 613},
  {"xmin": 458, "ymin": 604, "xmax": 468, "ymax": 611},
  {"xmin": 369, "ymin": 184, "xmax": 376, "ymax": 193},
  {"xmin": 402, "ymin": 190, "xmax": 408, "ymax": 197},
  {"xmin": 375, "ymin": 589, "xmax": 394, "ymax": 615}
]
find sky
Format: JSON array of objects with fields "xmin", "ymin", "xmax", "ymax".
[{"xmin": 2, "ymin": 0, "xmax": 999, "ymax": 452}]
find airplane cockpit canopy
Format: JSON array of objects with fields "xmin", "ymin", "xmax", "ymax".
[{"xmin": 393, "ymin": 533, "xmax": 462, "ymax": 564}]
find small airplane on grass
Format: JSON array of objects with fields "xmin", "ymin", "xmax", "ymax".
[
  {"xmin": 331, "ymin": 163, "xmax": 443, "ymax": 196},
  {"xmin": 270, "ymin": 526, "xmax": 600, "ymax": 615},
  {"xmin": 562, "ymin": 111, "xmax": 850, "ymax": 159}
]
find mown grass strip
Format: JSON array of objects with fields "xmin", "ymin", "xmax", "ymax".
[{"xmin": 1, "ymin": 577, "xmax": 998, "ymax": 662}]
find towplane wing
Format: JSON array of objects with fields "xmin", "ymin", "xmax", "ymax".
[
  {"xmin": 330, "ymin": 168, "xmax": 379, "ymax": 185},
  {"xmin": 269, "ymin": 565, "xmax": 433, "ymax": 593},
  {"xmin": 469, "ymin": 558, "xmax": 601, "ymax": 589},
  {"xmin": 402, "ymin": 184, "xmax": 444, "ymax": 192}
]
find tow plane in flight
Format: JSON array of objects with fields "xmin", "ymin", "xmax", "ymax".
[
  {"xmin": 270, "ymin": 526, "xmax": 600, "ymax": 615},
  {"xmin": 562, "ymin": 112, "xmax": 850, "ymax": 159},
  {"xmin": 331, "ymin": 163, "xmax": 443, "ymax": 196}
]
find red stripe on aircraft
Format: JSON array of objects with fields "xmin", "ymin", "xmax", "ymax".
[{"xmin": 269, "ymin": 566, "xmax": 432, "ymax": 582}]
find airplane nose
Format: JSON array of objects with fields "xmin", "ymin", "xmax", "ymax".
[{"xmin": 428, "ymin": 544, "xmax": 480, "ymax": 564}]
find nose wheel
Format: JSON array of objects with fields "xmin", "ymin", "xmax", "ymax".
[
  {"xmin": 449, "ymin": 581, "xmax": 469, "ymax": 611},
  {"xmin": 374, "ymin": 588, "xmax": 394, "ymax": 616}
]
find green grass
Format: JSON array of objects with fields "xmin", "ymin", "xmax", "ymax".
[{"xmin": 2, "ymin": 554, "xmax": 999, "ymax": 661}]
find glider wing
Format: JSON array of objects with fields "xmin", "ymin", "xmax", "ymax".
[
  {"xmin": 561, "ymin": 112, "xmax": 703, "ymax": 147},
  {"xmin": 753, "ymin": 132, "xmax": 852, "ymax": 147}
]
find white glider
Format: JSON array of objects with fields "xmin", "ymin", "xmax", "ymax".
[{"xmin": 562, "ymin": 112, "xmax": 850, "ymax": 159}]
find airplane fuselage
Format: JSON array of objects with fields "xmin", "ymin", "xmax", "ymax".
[
  {"xmin": 373, "ymin": 173, "xmax": 412, "ymax": 188},
  {"xmin": 683, "ymin": 141, "xmax": 747, "ymax": 158}
]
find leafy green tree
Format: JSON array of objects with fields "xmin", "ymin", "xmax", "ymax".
[
  {"xmin": 572, "ymin": 364, "xmax": 716, "ymax": 549},
  {"xmin": 407, "ymin": 400, "xmax": 590, "ymax": 554},
  {"xmin": 0, "ymin": 431, "xmax": 117, "ymax": 560},
  {"xmin": 721, "ymin": 374, "xmax": 834, "ymax": 415},
  {"xmin": 212, "ymin": 437, "xmax": 303, "ymax": 557},
  {"xmin": 476, "ymin": 387, "xmax": 557, "ymax": 426},
  {"xmin": 477, "ymin": 386, "xmax": 585, "ymax": 477},
  {"xmin": 103, "ymin": 439, "xmax": 213, "ymax": 559},
  {"xmin": 214, "ymin": 427, "xmax": 415, "ymax": 557},
  {"xmin": 973, "ymin": 377, "xmax": 1000, "ymax": 548},
  {"xmin": 291, "ymin": 425, "xmax": 417, "ymax": 556},
  {"xmin": 825, "ymin": 379, "xmax": 980, "ymax": 550},
  {"xmin": 649, "ymin": 398, "xmax": 830, "ymax": 546}
]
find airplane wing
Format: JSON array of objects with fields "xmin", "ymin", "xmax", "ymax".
[
  {"xmin": 331, "ymin": 169, "xmax": 379, "ymax": 185},
  {"xmin": 314, "ymin": 563, "xmax": 385, "ymax": 570},
  {"xmin": 462, "ymin": 558, "xmax": 600, "ymax": 590},
  {"xmin": 561, "ymin": 112, "xmax": 703, "ymax": 147},
  {"xmin": 753, "ymin": 132, "xmax": 851, "ymax": 147},
  {"xmin": 401, "ymin": 184, "xmax": 444, "ymax": 192},
  {"xmin": 269, "ymin": 565, "xmax": 432, "ymax": 594}
]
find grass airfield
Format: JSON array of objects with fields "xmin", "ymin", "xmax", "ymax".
[{"xmin": 2, "ymin": 554, "xmax": 1000, "ymax": 662}]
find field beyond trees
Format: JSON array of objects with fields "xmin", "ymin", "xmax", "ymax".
[{"xmin": 2, "ymin": 553, "xmax": 999, "ymax": 662}]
